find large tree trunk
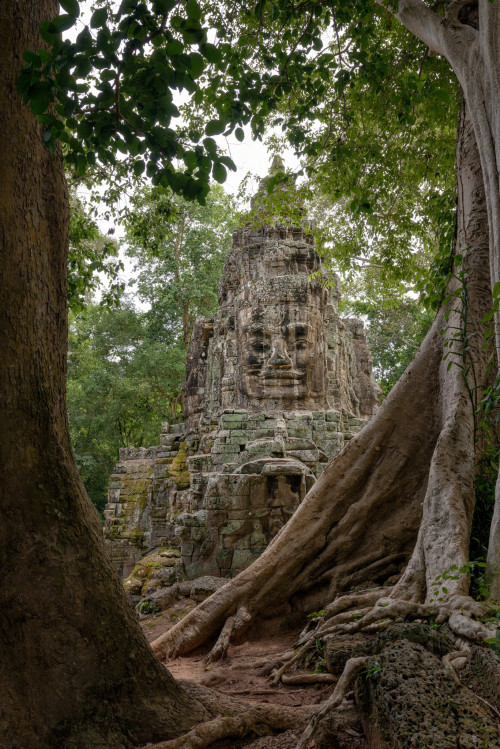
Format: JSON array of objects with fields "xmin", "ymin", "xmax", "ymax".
[
  {"xmin": 0, "ymin": 3, "xmax": 207, "ymax": 747},
  {"xmin": 393, "ymin": 0, "xmax": 500, "ymax": 600},
  {"xmin": 152, "ymin": 99, "xmax": 492, "ymax": 661}
]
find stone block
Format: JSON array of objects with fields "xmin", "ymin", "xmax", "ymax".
[
  {"xmin": 187, "ymin": 454, "xmax": 213, "ymax": 472},
  {"xmin": 190, "ymin": 575, "xmax": 229, "ymax": 601},
  {"xmin": 261, "ymin": 460, "xmax": 307, "ymax": 476},
  {"xmin": 221, "ymin": 413, "xmax": 245, "ymax": 423},
  {"xmin": 220, "ymin": 519, "xmax": 246, "ymax": 535},
  {"xmin": 232, "ymin": 549, "xmax": 258, "ymax": 571},
  {"xmin": 153, "ymin": 464, "xmax": 169, "ymax": 479},
  {"xmin": 287, "ymin": 449, "xmax": 319, "ymax": 464},
  {"xmin": 286, "ymin": 426, "xmax": 312, "ymax": 439}
]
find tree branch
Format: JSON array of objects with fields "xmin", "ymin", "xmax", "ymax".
[{"xmin": 379, "ymin": 0, "xmax": 475, "ymax": 69}]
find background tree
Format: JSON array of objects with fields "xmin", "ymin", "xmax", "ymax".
[
  {"xmin": 125, "ymin": 182, "xmax": 237, "ymax": 346},
  {"xmin": 67, "ymin": 301, "xmax": 185, "ymax": 516},
  {"xmin": 68, "ymin": 189, "xmax": 124, "ymax": 310},
  {"xmin": 67, "ymin": 183, "xmax": 236, "ymax": 517},
  {"xmin": 340, "ymin": 276, "xmax": 435, "ymax": 395}
]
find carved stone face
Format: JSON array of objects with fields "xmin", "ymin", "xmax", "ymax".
[{"xmin": 237, "ymin": 296, "xmax": 327, "ymax": 405}]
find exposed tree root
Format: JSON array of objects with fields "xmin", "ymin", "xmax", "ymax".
[
  {"xmin": 206, "ymin": 605, "xmax": 252, "ymax": 662},
  {"xmin": 135, "ymin": 681, "xmax": 312, "ymax": 749},
  {"xmin": 135, "ymin": 714, "xmax": 284, "ymax": 749},
  {"xmin": 442, "ymin": 649, "xmax": 470, "ymax": 682},
  {"xmin": 323, "ymin": 588, "xmax": 391, "ymax": 620},
  {"xmin": 281, "ymin": 673, "xmax": 335, "ymax": 685},
  {"xmin": 295, "ymin": 657, "xmax": 367, "ymax": 749},
  {"xmin": 272, "ymin": 594, "xmax": 497, "ymax": 683}
]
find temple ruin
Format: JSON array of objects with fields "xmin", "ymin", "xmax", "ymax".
[{"xmin": 103, "ymin": 210, "xmax": 381, "ymax": 604}]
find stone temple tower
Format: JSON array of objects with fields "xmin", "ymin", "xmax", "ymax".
[
  {"xmin": 184, "ymin": 222, "xmax": 379, "ymax": 428},
  {"xmin": 103, "ymin": 197, "xmax": 381, "ymax": 603}
]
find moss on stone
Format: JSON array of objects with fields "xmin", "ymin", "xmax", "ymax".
[{"xmin": 168, "ymin": 447, "xmax": 190, "ymax": 489}]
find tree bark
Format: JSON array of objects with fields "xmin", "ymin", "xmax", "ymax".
[
  {"xmin": 0, "ymin": 3, "xmax": 206, "ymax": 747},
  {"xmin": 391, "ymin": 0, "xmax": 500, "ymax": 600},
  {"xmin": 151, "ymin": 99, "xmax": 492, "ymax": 660}
]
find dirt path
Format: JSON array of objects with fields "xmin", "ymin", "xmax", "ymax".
[{"xmin": 141, "ymin": 606, "xmax": 367, "ymax": 747}]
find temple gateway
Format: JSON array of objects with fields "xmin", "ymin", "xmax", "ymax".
[{"xmin": 103, "ymin": 214, "xmax": 381, "ymax": 604}]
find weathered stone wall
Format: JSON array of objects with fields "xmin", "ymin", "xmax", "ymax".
[{"xmin": 104, "ymin": 218, "xmax": 381, "ymax": 599}]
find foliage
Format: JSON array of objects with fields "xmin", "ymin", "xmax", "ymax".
[
  {"xmin": 307, "ymin": 609, "xmax": 325, "ymax": 619},
  {"xmin": 363, "ymin": 661, "xmax": 382, "ymax": 679},
  {"xmin": 471, "ymin": 450, "xmax": 498, "ymax": 569},
  {"xmin": 17, "ymin": 0, "xmax": 268, "ymax": 201},
  {"xmin": 67, "ymin": 300, "xmax": 185, "ymax": 515},
  {"xmin": 124, "ymin": 182, "xmax": 238, "ymax": 344},
  {"xmin": 19, "ymin": 2, "xmax": 459, "ymax": 341},
  {"xmin": 68, "ymin": 189, "xmax": 124, "ymax": 311},
  {"xmin": 206, "ymin": 2, "xmax": 458, "ymax": 304},
  {"xmin": 138, "ymin": 600, "xmax": 159, "ymax": 615},
  {"xmin": 341, "ymin": 279, "xmax": 434, "ymax": 394},
  {"xmin": 430, "ymin": 561, "xmax": 490, "ymax": 603},
  {"xmin": 67, "ymin": 183, "xmax": 235, "ymax": 515}
]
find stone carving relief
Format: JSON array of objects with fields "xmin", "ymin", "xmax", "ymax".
[{"xmin": 103, "ymin": 213, "xmax": 381, "ymax": 605}]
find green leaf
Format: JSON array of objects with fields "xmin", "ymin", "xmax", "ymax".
[
  {"xmin": 493, "ymin": 281, "xmax": 500, "ymax": 298},
  {"xmin": 218, "ymin": 155, "xmax": 236, "ymax": 171},
  {"xmin": 235, "ymin": 127, "xmax": 244, "ymax": 142},
  {"xmin": 212, "ymin": 163, "xmax": 227, "ymax": 183},
  {"xmin": 23, "ymin": 50, "xmax": 42, "ymax": 67},
  {"xmin": 200, "ymin": 42, "xmax": 222, "ymax": 65},
  {"xmin": 133, "ymin": 159, "xmax": 145, "ymax": 176},
  {"xmin": 186, "ymin": 0, "xmax": 202, "ymax": 21},
  {"xmin": 90, "ymin": 8, "xmax": 108, "ymax": 28},
  {"xmin": 76, "ymin": 27, "xmax": 93, "ymax": 51},
  {"xmin": 205, "ymin": 119, "xmax": 225, "ymax": 136},
  {"xmin": 40, "ymin": 20, "xmax": 59, "ymax": 44},
  {"xmin": 74, "ymin": 56, "xmax": 92, "ymax": 77},
  {"xmin": 166, "ymin": 39, "xmax": 184, "ymax": 56},
  {"xmin": 187, "ymin": 52, "xmax": 204, "ymax": 78},
  {"xmin": 153, "ymin": 0, "xmax": 177, "ymax": 12},
  {"xmin": 77, "ymin": 120, "xmax": 93, "ymax": 139},
  {"xmin": 59, "ymin": 0, "xmax": 80, "ymax": 16},
  {"xmin": 160, "ymin": 100, "xmax": 180, "ymax": 118},
  {"xmin": 183, "ymin": 151, "xmax": 198, "ymax": 170},
  {"xmin": 50, "ymin": 14, "xmax": 77, "ymax": 32},
  {"xmin": 203, "ymin": 137, "xmax": 217, "ymax": 153},
  {"xmin": 17, "ymin": 70, "xmax": 33, "ymax": 94},
  {"xmin": 28, "ymin": 83, "xmax": 52, "ymax": 115}
]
